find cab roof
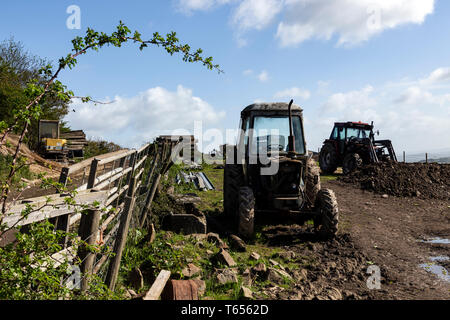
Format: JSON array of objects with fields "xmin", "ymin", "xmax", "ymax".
[
  {"xmin": 334, "ymin": 121, "xmax": 372, "ymax": 128},
  {"xmin": 241, "ymin": 102, "xmax": 303, "ymax": 116}
]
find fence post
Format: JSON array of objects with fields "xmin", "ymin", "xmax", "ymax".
[
  {"xmin": 140, "ymin": 173, "xmax": 162, "ymax": 228},
  {"xmin": 78, "ymin": 208, "xmax": 101, "ymax": 292},
  {"xmin": 403, "ymin": 151, "xmax": 405, "ymax": 163},
  {"xmin": 87, "ymin": 159, "xmax": 99, "ymax": 189},
  {"xmin": 54, "ymin": 167, "xmax": 71, "ymax": 247},
  {"xmin": 105, "ymin": 177, "xmax": 137, "ymax": 291},
  {"xmin": 425, "ymin": 153, "xmax": 428, "ymax": 164}
]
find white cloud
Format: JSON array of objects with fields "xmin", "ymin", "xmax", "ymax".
[
  {"xmin": 178, "ymin": 0, "xmax": 435, "ymax": 47},
  {"xmin": 276, "ymin": 0, "xmax": 435, "ymax": 47},
  {"xmin": 274, "ymin": 87, "xmax": 311, "ymax": 100},
  {"xmin": 258, "ymin": 70, "xmax": 269, "ymax": 82},
  {"xmin": 394, "ymin": 86, "xmax": 434, "ymax": 105},
  {"xmin": 65, "ymin": 85, "xmax": 225, "ymax": 148},
  {"xmin": 232, "ymin": 0, "xmax": 284, "ymax": 32},
  {"xmin": 322, "ymin": 85, "xmax": 376, "ymax": 113},
  {"xmin": 420, "ymin": 67, "xmax": 450, "ymax": 86}
]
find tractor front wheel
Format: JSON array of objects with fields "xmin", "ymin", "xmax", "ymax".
[
  {"xmin": 342, "ymin": 153, "xmax": 362, "ymax": 175},
  {"xmin": 223, "ymin": 163, "xmax": 244, "ymax": 220},
  {"xmin": 314, "ymin": 189, "xmax": 339, "ymax": 238},
  {"xmin": 306, "ymin": 158, "xmax": 321, "ymax": 207},
  {"xmin": 319, "ymin": 143, "xmax": 338, "ymax": 174},
  {"xmin": 238, "ymin": 186, "xmax": 255, "ymax": 239}
]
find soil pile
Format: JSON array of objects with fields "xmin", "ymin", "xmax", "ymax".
[
  {"xmin": 340, "ymin": 162, "xmax": 450, "ymax": 199},
  {"xmin": 1, "ymin": 134, "xmax": 62, "ymax": 177}
]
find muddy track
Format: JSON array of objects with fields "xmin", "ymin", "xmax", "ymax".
[
  {"xmin": 325, "ymin": 180, "xmax": 450, "ymax": 299},
  {"xmin": 206, "ymin": 177, "xmax": 449, "ymax": 300}
]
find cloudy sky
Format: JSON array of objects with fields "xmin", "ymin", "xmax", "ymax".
[{"xmin": 1, "ymin": 0, "xmax": 450, "ymax": 155}]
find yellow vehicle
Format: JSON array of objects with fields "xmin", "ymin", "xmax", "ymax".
[{"xmin": 38, "ymin": 120, "xmax": 68, "ymax": 161}]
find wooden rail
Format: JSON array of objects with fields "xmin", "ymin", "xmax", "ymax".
[{"xmin": 5, "ymin": 137, "xmax": 184, "ymax": 292}]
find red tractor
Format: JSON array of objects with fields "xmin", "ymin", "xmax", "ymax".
[{"xmin": 319, "ymin": 121, "xmax": 397, "ymax": 175}]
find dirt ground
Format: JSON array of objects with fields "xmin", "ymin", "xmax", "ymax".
[
  {"xmin": 210, "ymin": 177, "xmax": 450, "ymax": 300},
  {"xmin": 324, "ymin": 179, "xmax": 450, "ymax": 299}
]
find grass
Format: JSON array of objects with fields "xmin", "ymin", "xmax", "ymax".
[
  {"xmin": 168, "ymin": 162, "xmax": 224, "ymax": 213},
  {"xmin": 119, "ymin": 160, "xmax": 317, "ymax": 300}
]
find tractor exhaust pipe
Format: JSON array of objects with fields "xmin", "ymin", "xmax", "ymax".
[{"xmin": 288, "ymin": 99, "xmax": 296, "ymax": 154}]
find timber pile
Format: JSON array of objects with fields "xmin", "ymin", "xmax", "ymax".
[{"xmin": 61, "ymin": 130, "xmax": 88, "ymax": 157}]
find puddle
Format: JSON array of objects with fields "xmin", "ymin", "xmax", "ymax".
[
  {"xmin": 419, "ymin": 237, "xmax": 450, "ymax": 245},
  {"xmin": 419, "ymin": 256, "xmax": 450, "ymax": 283}
]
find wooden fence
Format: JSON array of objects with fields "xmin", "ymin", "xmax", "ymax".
[{"xmin": 5, "ymin": 136, "xmax": 182, "ymax": 291}]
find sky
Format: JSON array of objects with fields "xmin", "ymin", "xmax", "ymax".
[{"xmin": 1, "ymin": 0, "xmax": 450, "ymax": 155}]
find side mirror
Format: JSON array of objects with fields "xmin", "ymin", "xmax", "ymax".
[{"xmin": 376, "ymin": 130, "xmax": 380, "ymax": 136}]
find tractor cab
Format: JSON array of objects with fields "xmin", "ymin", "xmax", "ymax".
[{"xmin": 320, "ymin": 121, "xmax": 397, "ymax": 175}]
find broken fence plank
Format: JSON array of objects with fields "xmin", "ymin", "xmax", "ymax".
[
  {"xmin": 143, "ymin": 270, "xmax": 171, "ymax": 300},
  {"xmin": 5, "ymin": 191, "xmax": 107, "ymax": 227}
]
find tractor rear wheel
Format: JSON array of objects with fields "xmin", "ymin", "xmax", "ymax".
[
  {"xmin": 238, "ymin": 186, "xmax": 255, "ymax": 239},
  {"xmin": 319, "ymin": 143, "xmax": 338, "ymax": 174},
  {"xmin": 342, "ymin": 153, "xmax": 362, "ymax": 175},
  {"xmin": 314, "ymin": 189, "xmax": 339, "ymax": 238},
  {"xmin": 306, "ymin": 158, "xmax": 321, "ymax": 208},
  {"xmin": 223, "ymin": 164, "xmax": 244, "ymax": 219}
]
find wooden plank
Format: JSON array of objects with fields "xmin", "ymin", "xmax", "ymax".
[
  {"xmin": 8, "ymin": 189, "xmax": 107, "ymax": 213},
  {"xmin": 78, "ymin": 208, "xmax": 101, "ymax": 292},
  {"xmin": 91, "ymin": 167, "xmax": 132, "ymax": 191},
  {"xmin": 137, "ymin": 143, "xmax": 150, "ymax": 155},
  {"xmin": 5, "ymin": 191, "xmax": 107, "ymax": 227},
  {"xmin": 105, "ymin": 177, "xmax": 137, "ymax": 291},
  {"xmin": 105, "ymin": 185, "xmax": 128, "ymax": 207},
  {"xmin": 100, "ymin": 204, "xmax": 124, "ymax": 232},
  {"xmin": 143, "ymin": 270, "xmax": 171, "ymax": 300},
  {"xmin": 134, "ymin": 155, "xmax": 147, "ymax": 171},
  {"xmin": 78, "ymin": 166, "xmax": 131, "ymax": 192},
  {"xmin": 134, "ymin": 167, "xmax": 144, "ymax": 181},
  {"xmin": 67, "ymin": 150, "xmax": 129, "ymax": 175},
  {"xmin": 97, "ymin": 149, "xmax": 135, "ymax": 166},
  {"xmin": 91, "ymin": 167, "xmax": 124, "ymax": 188}
]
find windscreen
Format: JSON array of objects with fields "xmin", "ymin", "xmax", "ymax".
[
  {"xmin": 346, "ymin": 127, "xmax": 371, "ymax": 139},
  {"xmin": 251, "ymin": 116, "xmax": 305, "ymax": 155}
]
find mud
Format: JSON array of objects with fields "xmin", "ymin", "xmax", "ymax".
[
  {"xmin": 339, "ymin": 162, "xmax": 450, "ymax": 200},
  {"xmin": 326, "ymin": 180, "xmax": 450, "ymax": 299},
  {"xmin": 253, "ymin": 226, "xmax": 394, "ymax": 300}
]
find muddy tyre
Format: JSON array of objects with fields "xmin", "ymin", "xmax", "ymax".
[
  {"xmin": 306, "ymin": 158, "xmax": 321, "ymax": 207},
  {"xmin": 319, "ymin": 143, "xmax": 338, "ymax": 174},
  {"xmin": 238, "ymin": 186, "xmax": 255, "ymax": 239},
  {"xmin": 342, "ymin": 153, "xmax": 362, "ymax": 175},
  {"xmin": 223, "ymin": 164, "xmax": 244, "ymax": 219},
  {"xmin": 314, "ymin": 189, "xmax": 339, "ymax": 238}
]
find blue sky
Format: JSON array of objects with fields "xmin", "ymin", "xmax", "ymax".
[{"xmin": 1, "ymin": 0, "xmax": 450, "ymax": 155}]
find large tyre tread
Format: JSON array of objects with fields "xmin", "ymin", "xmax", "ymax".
[
  {"xmin": 305, "ymin": 158, "xmax": 321, "ymax": 208},
  {"xmin": 315, "ymin": 188, "xmax": 339, "ymax": 238},
  {"xmin": 238, "ymin": 186, "xmax": 255, "ymax": 239},
  {"xmin": 223, "ymin": 164, "xmax": 244, "ymax": 219},
  {"xmin": 319, "ymin": 143, "xmax": 338, "ymax": 175}
]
